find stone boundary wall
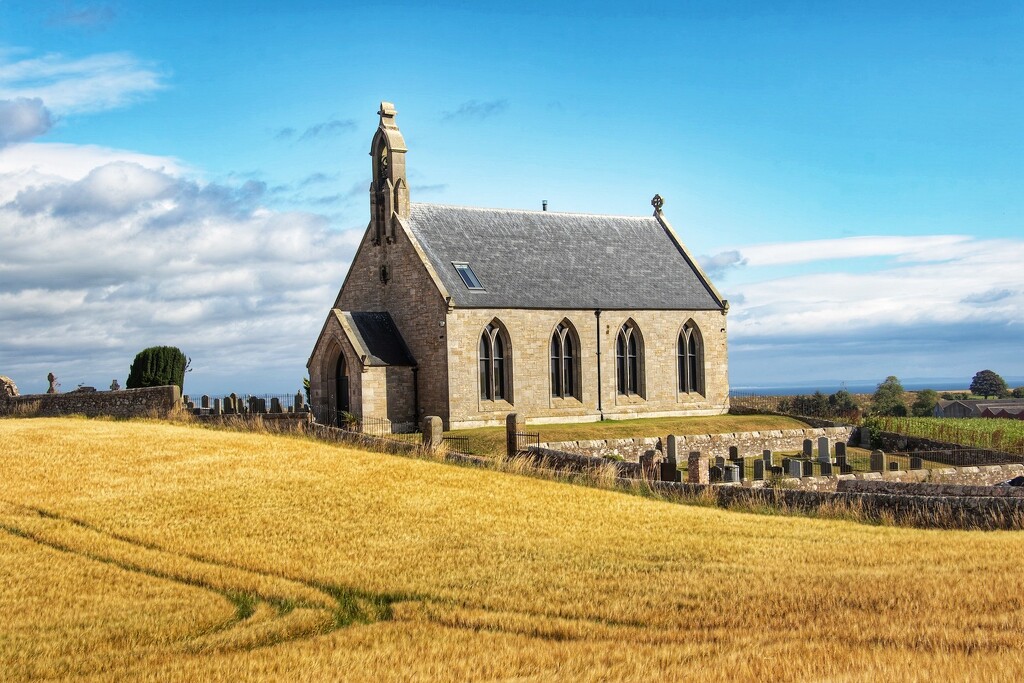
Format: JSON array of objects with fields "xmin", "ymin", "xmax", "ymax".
[
  {"xmin": 0, "ymin": 386, "xmax": 181, "ymax": 419},
  {"xmin": 527, "ymin": 446, "xmax": 642, "ymax": 478},
  {"xmin": 837, "ymin": 478, "xmax": 1024, "ymax": 498},
  {"xmin": 541, "ymin": 426, "xmax": 855, "ymax": 462}
]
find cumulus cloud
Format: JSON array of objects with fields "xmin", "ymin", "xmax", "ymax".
[
  {"xmin": 0, "ymin": 144, "xmax": 359, "ymax": 394},
  {"xmin": 0, "ymin": 50, "xmax": 164, "ymax": 114},
  {"xmin": 442, "ymin": 99, "xmax": 508, "ymax": 121},
  {"xmin": 0, "ymin": 98, "xmax": 53, "ymax": 145}
]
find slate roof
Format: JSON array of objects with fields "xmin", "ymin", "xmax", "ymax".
[
  {"xmin": 405, "ymin": 203, "xmax": 724, "ymax": 310},
  {"xmin": 344, "ymin": 311, "xmax": 416, "ymax": 366}
]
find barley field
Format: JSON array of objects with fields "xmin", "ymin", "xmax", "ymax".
[
  {"xmin": 874, "ymin": 416, "xmax": 1024, "ymax": 455},
  {"xmin": 3, "ymin": 418, "xmax": 1024, "ymax": 681}
]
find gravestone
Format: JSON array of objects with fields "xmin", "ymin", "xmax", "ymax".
[
  {"xmin": 910, "ymin": 456, "xmax": 923, "ymax": 470},
  {"xmin": 422, "ymin": 416, "xmax": 443, "ymax": 450},
  {"xmin": 666, "ymin": 435, "xmax": 678, "ymax": 464},
  {"xmin": 660, "ymin": 461, "xmax": 678, "ymax": 482},
  {"xmin": 728, "ymin": 445, "xmax": 739, "ymax": 461},
  {"xmin": 787, "ymin": 459, "xmax": 803, "ymax": 478},
  {"xmin": 754, "ymin": 459, "xmax": 765, "ymax": 481},
  {"xmin": 835, "ymin": 442, "xmax": 847, "ymax": 459},
  {"xmin": 688, "ymin": 451, "xmax": 709, "ymax": 484},
  {"xmin": 213, "ymin": 398, "xmax": 222, "ymax": 415},
  {"xmin": 818, "ymin": 436, "xmax": 830, "ymax": 463},
  {"xmin": 505, "ymin": 412, "xmax": 526, "ymax": 459},
  {"xmin": 639, "ymin": 450, "xmax": 660, "ymax": 480},
  {"xmin": 270, "ymin": 397, "xmax": 282, "ymax": 413},
  {"xmin": 709, "ymin": 465, "xmax": 723, "ymax": 483},
  {"xmin": 820, "ymin": 462, "xmax": 833, "ymax": 476},
  {"xmin": 889, "ymin": 461, "xmax": 900, "ymax": 472},
  {"xmin": 870, "ymin": 450, "xmax": 887, "ymax": 473},
  {"xmin": 803, "ymin": 439, "xmax": 813, "ymax": 457},
  {"xmin": 763, "ymin": 449, "xmax": 773, "ymax": 466},
  {"xmin": 295, "ymin": 391, "xmax": 306, "ymax": 412},
  {"xmin": 715, "ymin": 456, "xmax": 726, "ymax": 469},
  {"xmin": 802, "ymin": 460, "xmax": 814, "ymax": 477},
  {"xmin": 723, "ymin": 465, "xmax": 739, "ymax": 483},
  {"xmin": 229, "ymin": 393, "xmax": 239, "ymax": 414},
  {"xmin": 781, "ymin": 457, "xmax": 791, "ymax": 471},
  {"xmin": 201, "ymin": 395, "xmax": 210, "ymax": 409},
  {"xmin": 860, "ymin": 426, "xmax": 872, "ymax": 447},
  {"xmin": 736, "ymin": 457, "xmax": 745, "ymax": 481}
]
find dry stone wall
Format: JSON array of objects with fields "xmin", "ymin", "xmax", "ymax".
[
  {"xmin": 541, "ymin": 426, "xmax": 854, "ymax": 463},
  {"xmin": 1, "ymin": 386, "xmax": 181, "ymax": 419}
]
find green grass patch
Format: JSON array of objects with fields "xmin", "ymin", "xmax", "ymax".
[{"xmin": 449, "ymin": 414, "xmax": 809, "ymax": 457}]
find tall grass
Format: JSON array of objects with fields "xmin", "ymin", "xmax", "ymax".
[
  {"xmin": 5, "ymin": 418, "xmax": 1024, "ymax": 681},
  {"xmin": 874, "ymin": 416, "xmax": 1024, "ymax": 455}
]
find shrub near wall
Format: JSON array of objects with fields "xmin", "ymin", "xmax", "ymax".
[{"xmin": 0, "ymin": 386, "xmax": 181, "ymax": 419}]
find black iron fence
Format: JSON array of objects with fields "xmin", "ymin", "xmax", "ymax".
[{"xmin": 514, "ymin": 431, "xmax": 540, "ymax": 455}]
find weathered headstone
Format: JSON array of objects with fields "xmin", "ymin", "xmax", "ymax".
[
  {"xmin": 763, "ymin": 449, "xmax": 773, "ymax": 466},
  {"xmin": 201, "ymin": 395, "xmax": 210, "ymax": 409},
  {"xmin": 781, "ymin": 457, "xmax": 791, "ymax": 471},
  {"xmin": 270, "ymin": 397, "xmax": 283, "ymax": 413},
  {"xmin": 295, "ymin": 391, "xmax": 306, "ymax": 412},
  {"xmin": 803, "ymin": 439, "xmax": 813, "ymax": 457},
  {"xmin": 910, "ymin": 456, "xmax": 923, "ymax": 471},
  {"xmin": 666, "ymin": 434, "xmax": 678, "ymax": 464},
  {"xmin": 787, "ymin": 459, "xmax": 803, "ymax": 478},
  {"xmin": 723, "ymin": 465, "xmax": 739, "ymax": 483},
  {"xmin": 820, "ymin": 462, "xmax": 833, "ymax": 476},
  {"xmin": 728, "ymin": 445, "xmax": 739, "ymax": 461},
  {"xmin": 835, "ymin": 442, "xmax": 847, "ymax": 459},
  {"xmin": 660, "ymin": 461, "xmax": 678, "ymax": 482},
  {"xmin": 715, "ymin": 455, "xmax": 726, "ymax": 469},
  {"xmin": 870, "ymin": 450, "xmax": 887, "ymax": 473},
  {"xmin": 802, "ymin": 460, "xmax": 814, "ymax": 477},
  {"xmin": 860, "ymin": 426, "xmax": 872, "ymax": 447},
  {"xmin": 736, "ymin": 457, "xmax": 745, "ymax": 481},
  {"xmin": 639, "ymin": 450, "xmax": 660, "ymax": 480},
  {"xmin": 229, "ymin": 393, "xmax": 239, "ymax": 414},
  {"xmin": 422, "ymin": 415, "xmax": 443, "ymax": 450},
  {"xmin": 889, "ymin": 461, "xmax": 900, "ymax": 472},
  {"xmin": 213, "ymin": 398, "xmax": 223, "ymax": 415},
  {"xmin": 688, "ymin": 451, "xmax": 709, "ymax": 485},
  {"xmin": 818, "ymin": 437, "xmax": 830, "ymax": 463},
  {"xmin": 505, "ymin": 412, "xmax": 526, "ymax": 459},
  {"xmin": 709, "ymin": 465, "xmax": 723, "ymax": 483},
  {"xmin": 754, "ymin": 459, "xmax": 765, "ymax": 481}
]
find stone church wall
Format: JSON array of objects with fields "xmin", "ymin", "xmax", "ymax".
[
  {"xmin": 445, "ymin": 307, "xmax": 729, "ymax": 429},
  {"xmin": 329, "ymin": 221, "xmax": 450, "ymax": 423}
]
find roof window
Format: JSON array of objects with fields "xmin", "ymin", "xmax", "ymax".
[{"xmin": 453, "ymin": 263, "xmax": 484, "ymax": 291}]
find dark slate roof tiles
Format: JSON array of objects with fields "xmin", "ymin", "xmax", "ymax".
[{"xmin": 405, "ymin": 203, "xmax": 722, "ymax": 310}]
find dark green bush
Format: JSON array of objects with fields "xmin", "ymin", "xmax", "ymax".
[{"xmin": 126, "ymin": 346, "xmax": 190, "ymax": 391}]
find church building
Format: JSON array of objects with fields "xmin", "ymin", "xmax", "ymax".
[{"xmin": 308, "ymin": 102, "xmax": 730, "ymax": 429}]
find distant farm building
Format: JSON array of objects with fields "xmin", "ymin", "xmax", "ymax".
[{"xmin": 935, "ymin": 399, "xmax": 1024, "ymax": 420}]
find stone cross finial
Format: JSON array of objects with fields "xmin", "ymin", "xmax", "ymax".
[
  {"xmin": 378, "ymin": 101, "xmax": 397, "ymax": 120},
  {"xmin": 651, "ymin": 194, "xmax": 664, "ymax": 212}
]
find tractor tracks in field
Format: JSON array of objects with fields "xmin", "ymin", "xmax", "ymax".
[{"xmin": 0, "ymin": 499, "xmax": 414, "ymax": 653}]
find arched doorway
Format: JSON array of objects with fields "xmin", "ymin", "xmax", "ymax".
[{"xmin": 335, "ymin": 353, "xmax": 350, "ymax": 423}]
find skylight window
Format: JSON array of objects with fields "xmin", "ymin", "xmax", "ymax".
[{"xmin": 453, "ymin": 262, "xmax": 484, "ymax": 291}]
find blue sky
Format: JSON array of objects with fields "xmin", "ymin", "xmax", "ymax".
[{"xmin": 0, "ymin": 1, "xmax": 1021, "ymax": 395}]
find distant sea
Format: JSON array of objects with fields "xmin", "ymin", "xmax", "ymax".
[{"xmin": 730, "ymin": 378, "xmax": 1024, "ymax": 397}]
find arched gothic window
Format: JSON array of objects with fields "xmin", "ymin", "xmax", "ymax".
[
  {"xmin": 615, "ymin": 322, "xmax": 642, "ymax": 396},
  {"xmin": 677, "ymin": 322, "xmax": 704, "ymax": 394},
  {"xmin": 479, "ymin": 322, "xmax": 508, "ymax": 401},
  {"xmin": 550, "ymin": 321, "xmax": 579, "ymax": 399}
]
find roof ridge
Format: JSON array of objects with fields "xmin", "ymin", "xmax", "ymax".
[{"xmin": 410, "ymin": 201, "xmax": 653, "ymax": 221}]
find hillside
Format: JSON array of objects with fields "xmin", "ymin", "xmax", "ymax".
[{"xmin": 3, "ymin": 418, "xmax": 1024, "ymax": 681}]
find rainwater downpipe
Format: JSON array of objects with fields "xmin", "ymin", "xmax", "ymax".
[{"xmin": 595, "ymin": 309, "xmax": 604, "ymax": 420}]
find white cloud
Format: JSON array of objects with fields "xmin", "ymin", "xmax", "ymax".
[
  {"xmin": 0, "ymin": 143, "xmax": 358, "ymax": 394},
  {"xmin": 0, "ymin": 98, "xmax": 53, "ymax": 145},
  {"xmin": 735, "ymin": 234, "xmax": 972, "ymax": 267},
  {"xmin": 0, "ymin": 51, "xmax": 164, "ymax": 115}
]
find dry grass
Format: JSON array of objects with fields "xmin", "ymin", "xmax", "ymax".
[{"xmin": 3, "ymin": 417, "xmax": 1024, "ymax": 681}]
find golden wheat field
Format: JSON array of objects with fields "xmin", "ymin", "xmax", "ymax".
[{"xmin": 3, "ymin": 418, "xmax": 1024, "ymax": 681}]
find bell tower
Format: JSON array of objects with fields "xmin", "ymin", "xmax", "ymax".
[{"xmin": 369, "ymin": 101, "xmax": 409, "ymax": 244}]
